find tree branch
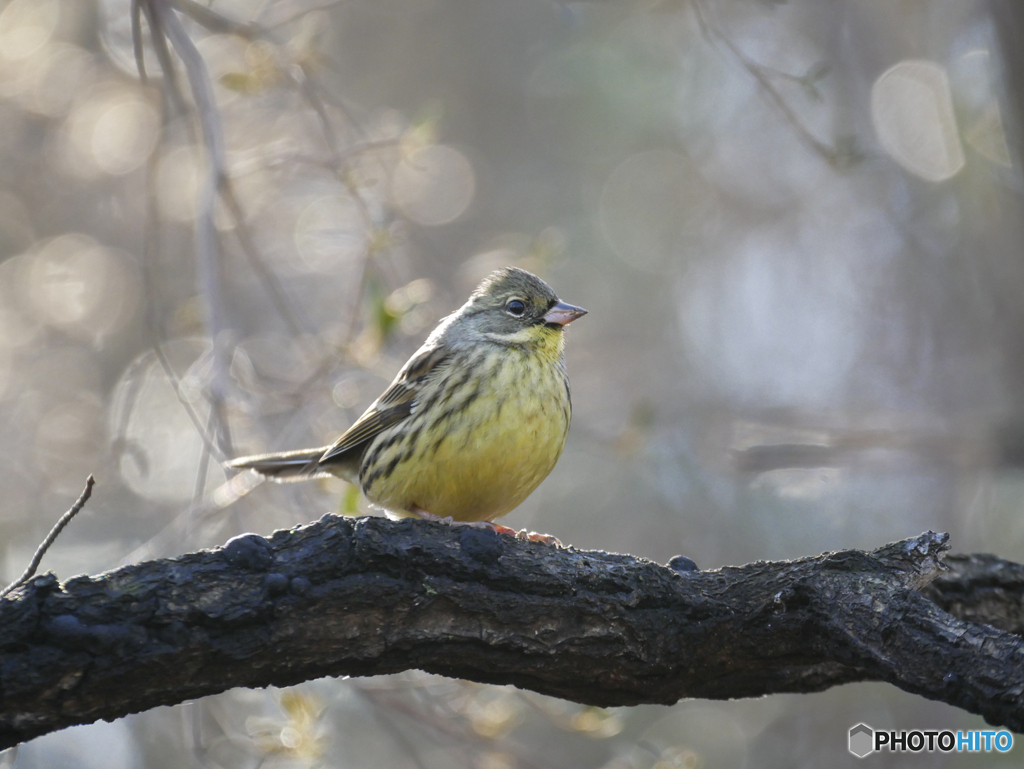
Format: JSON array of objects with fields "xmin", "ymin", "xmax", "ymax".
[{"xmin": 1, "ymin": 517, "xmax": 1022, "ymax": 749}]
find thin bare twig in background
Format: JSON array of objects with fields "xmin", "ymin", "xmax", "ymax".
[
  {"xmin": 230, "ymin": 138, "xmax": 401, "ymax": 181},
  {"xmin": 150, "ymin": 0, "xmax": 235, "ymax": 457},
  {"xmin": 219, "ymin": 182, "xmax": 309, "ymax": 337},
  {"xmin": 0, "ymin": 476, "xmax": 96, "ymax": 599},
  {"xmin": 131, "ymin": 0, "xmax": 147, "ymax": 83},
  {"xmin": 138, "ymin": 90, "xmax": 227, "ymax": 465},
  {"xmin": 690, "ymin": 0, "xmax": 844, "ymax": 166},
  {"xmin": 138, "ymin": 0, "xmax": 189, "ymax": 116},
  {"xmin": 190, "ymin": 407, "xmax": 218, "ymax": 515},
  {"xmin": 289, "ymin": 63, "xmax": 383, "ymax": 347}
]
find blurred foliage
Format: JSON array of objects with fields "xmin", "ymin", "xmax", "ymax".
[{"xmin": 1, "ymin": 0, "xmax": 1024, "ymax": 766}]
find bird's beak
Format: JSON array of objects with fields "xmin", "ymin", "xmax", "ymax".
[{"xmin": 543, "ymin": 301, "xmax": 588, "ymax": 327}]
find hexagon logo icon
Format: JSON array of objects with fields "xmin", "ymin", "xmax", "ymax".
[{"xmin": 849, "ymin": 723, "xmax": 875, "ymax": 758}]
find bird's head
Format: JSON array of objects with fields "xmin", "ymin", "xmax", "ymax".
[{"xmin": 454, "ymin": 267, "xmax": 586, "ymax": 352}]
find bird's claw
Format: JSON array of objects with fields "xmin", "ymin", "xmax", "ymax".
[
  {"xmin": 515, "ymin": 529, "xmax": 562, "ymax": 546},
  {"xmin": 486, "ymin": 522, "xmax": 518, "ymax": 536}
]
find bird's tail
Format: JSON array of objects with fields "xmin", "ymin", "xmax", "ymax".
[{"xmin": 226, "ymin": 447, "xmax": 334, "ymax": 482}]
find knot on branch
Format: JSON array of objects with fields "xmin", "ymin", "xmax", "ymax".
[{"xmin": 868, "ymin": 529, "xmax": 950, "ymax": 589}]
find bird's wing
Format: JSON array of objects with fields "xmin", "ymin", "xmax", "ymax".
[{"xmin": 319, "ymin": 343, "xmax": 450, "ymax": 464}]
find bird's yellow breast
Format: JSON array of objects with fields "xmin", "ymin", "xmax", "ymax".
[{"xmin": 362, "ymin": 331, "xmax": 571, "ymax": 522}]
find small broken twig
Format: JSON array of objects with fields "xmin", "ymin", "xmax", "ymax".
[{"xmin": 0, "ymin": 475, "xmax": 96, "ymax": 598}]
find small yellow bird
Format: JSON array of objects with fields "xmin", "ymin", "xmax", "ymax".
[{"xmin": 228, "ymin": 267, "xmax": 586, "ymax": 542}]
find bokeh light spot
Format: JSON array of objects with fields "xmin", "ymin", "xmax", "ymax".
[
  {"xmin": 600, "ymin": 150, "xmax": 719, "ymax": 273},
  {"xmin": 332, "ymin": 377, "xmax": 360, "ymax": 409},
  {"xmin": 0, "ymin": 255, "xmax": 43, "ymax": 350},
  {"xmin": 0, "ymin": 0, "xmax": 59, "ymax": 63},
  {"xmin": 29, "ymin": 44, "xmax": 96, "ymax": 117},
  {"xmin": 871, "ymin": 60, "xmax": 965, "ymax": 182},
  {"xmin": 955, "ymin": 50, "xmax": 1012, "ymax": 168},
  {"xmin": 392, "ymin": 144, "xmax": 475, "ymax": 226},
  {"xmin": 63, "ymin": 87, "xmax": 159, "ymax": 179},
  {"xmin": 27, "ymin": 234, "xmax": 139, "ymax": 340},
  {"xmin": 90, "ymin": 97, "xmax": 158, "ymax": 175},
  {"xmin": 294, "ymin": 195, "xmax": 370, "ymax": 271}
]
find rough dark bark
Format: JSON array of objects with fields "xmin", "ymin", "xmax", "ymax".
[{"xmin": 1, "ymin": 515, "xmax": 1022, "ymax": 749}]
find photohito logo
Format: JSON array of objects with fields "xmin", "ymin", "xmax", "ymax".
[{"xmin": 848, "ymin": 723, "xmax": 1014, "ymax": 758}]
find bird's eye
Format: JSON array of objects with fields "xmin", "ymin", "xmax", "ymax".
[{"xmin": 506, "ymin": 299, "xmax": 526, "ymax": 316}]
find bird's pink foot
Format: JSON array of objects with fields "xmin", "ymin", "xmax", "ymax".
[{"xmin": 487, "ymin": 521, "xmax": 561, "ymax": 546}]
